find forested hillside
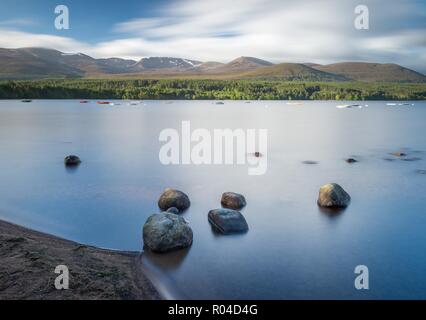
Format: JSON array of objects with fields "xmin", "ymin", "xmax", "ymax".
[{"xmin": 1, "ymin": 79, "xmax": 425, "ymax": 100}]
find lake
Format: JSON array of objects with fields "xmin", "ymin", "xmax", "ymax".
[{"xmin": 0, "ymin": 99, "xmax": 425, "ymax": 299}]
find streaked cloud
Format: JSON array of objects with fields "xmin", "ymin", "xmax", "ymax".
[
  {"xmin": 0, "ymin": 0, "xmax": 425, "ymax": 72},
  {"xmin": 0, "ymin": 18, "xmax": 36, "ymax": 27}
]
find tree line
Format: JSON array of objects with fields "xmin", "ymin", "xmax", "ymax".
[{"xmin": 0, "ymin": 79, "xmax": 425, "ymax": 100}]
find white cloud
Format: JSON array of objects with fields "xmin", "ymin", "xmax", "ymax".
[
  {"xmin": 0, "ymin": 28, "xmax": 90, "ymax": 53},
  {"xmin": 0, "ymin": 0, "xmax": 425, "ymax": 72}
]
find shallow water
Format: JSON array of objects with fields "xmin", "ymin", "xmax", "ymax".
[{"xmin": 0, "ymin": 99, "xmax": 425, "ymax": 299}]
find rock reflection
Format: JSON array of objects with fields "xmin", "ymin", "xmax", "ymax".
[
  {"xmin": 318, "ymin": 206, "xmax": 347, "ymax": 220},
  {"xmin": 141, "ymin": 246, "xmax": 190, "ymax": 271}
]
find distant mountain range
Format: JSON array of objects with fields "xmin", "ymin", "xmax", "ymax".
[{"xmin": 0, "ymin": 47, "xmax": 425, "ymax": 83}]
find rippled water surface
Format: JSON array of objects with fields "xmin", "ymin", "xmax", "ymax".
[{"xmin": 0, "ymin": 100, "xmax": 425, "ymax": 299}]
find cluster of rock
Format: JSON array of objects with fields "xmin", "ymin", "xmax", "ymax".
[
  {"xmin": 142, "ymin": 189, "xmax": 193, "ymax": 253},
  {"xmin": 142, "ymin": 184, "xmax": 352, "ymax": 253},
  {"xmin": 210, "ymin": 192, "xmax": 248, "ymax": 234},
  {"xmin": 142, "ymin": 190, "xmax": 250, "ymax": 253},
  {"xmin": 64, "ymin": 155, "xmax": 352, "ymax": 254},
  {"xmin": 65, "ymin": 156, "xmax": 351, "ymax": 253}
]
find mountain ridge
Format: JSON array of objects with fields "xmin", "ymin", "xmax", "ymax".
[{"xmin": 0, "ymin": 48, "xmax": 425, "ymax": 83}]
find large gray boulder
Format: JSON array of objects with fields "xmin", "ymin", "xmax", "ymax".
[
  {"xmin": 221, "ymin": 192, "xmax": 247, "ymax": 210},
  {"xmin": 317, "ymin": 183, "xmax": 351, "ymax": 208},
  {"xmin": 143, "ymin": 212, "xmax": 193, "ymax": 253},
  {"xmin": 208, "ymin": 209, "xmax": 249, "ymax": 234},
  {"xmin": 158, "ymin": 188, "xmax": 191, "ymax": 212}
]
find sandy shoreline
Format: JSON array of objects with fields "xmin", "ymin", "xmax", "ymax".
[{"xmin": 0, "ymin": 219, "xmax": 161, "ymax": 300}]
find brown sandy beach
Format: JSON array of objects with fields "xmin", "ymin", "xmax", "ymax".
[{"xmin": 0, "ymin": 219, "xmax": 160, "ymax": 300}]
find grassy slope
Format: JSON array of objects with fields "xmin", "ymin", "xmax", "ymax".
[{"xmin": 314, "ymin": 62, "xmax": 426, "ymax": 83}]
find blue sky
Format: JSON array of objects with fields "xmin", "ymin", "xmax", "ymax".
[
  {"xmin": 0, "ymin": 0, "xmax": 425, "ymax": 72},
  {"xmin": 0, "ymin": 0, "xmax": 168, "ymax": 42}
]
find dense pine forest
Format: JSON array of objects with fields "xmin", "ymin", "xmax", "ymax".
[{"xmin": 0, "ymin": 79, "xmax": 425, "ymax": 100}]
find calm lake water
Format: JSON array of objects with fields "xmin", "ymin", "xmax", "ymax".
[{"xmin": 0, "ymin": 99, "xmax": 426, "ymax": 299}]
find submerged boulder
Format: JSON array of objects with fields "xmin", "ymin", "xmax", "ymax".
[
  {"xmin": 143, "ymin": 212, "xmax": 193, "ymax": 253},
  {"xmin": 158, "ymin": 188, "xmax": 190, "ymax": 212},
  {"xmin": 346, "ymin": 158, "xmax": 358, "ymax": 163},
  {"xmin": 221, "ymin": 192, "xmax": 247, "ymax": 210},
  {"xmin": 208, "ymin": 209, "xmax": 248, "ymax": 234},
  {"xmin": 249, "ymin": 152, "xmax": 263, "ymax": 158},
  {"xmin": 392, "ymin": 152, "xmax": 407, "ymax": 157},
  {"xmin": 302, "ymin": 160, "xmax": 318, "ymax": 165},
  {"xmin": 64, "ymin": 155, "xmax": 81, "ymax": 166},
  {"xmin": 317, "ymin": 183, "xmax": 351, "ymax": 208}
]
